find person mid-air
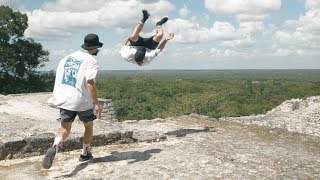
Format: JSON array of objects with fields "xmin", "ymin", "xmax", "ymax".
[{"xmin": 120, "ymin": 10, "xmax": 174, "ymax": 66}]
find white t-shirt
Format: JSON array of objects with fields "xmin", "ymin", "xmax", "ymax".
[
  {"xmin": 48, "ymin": 51, "xmax": 99, "ymax": 111},
  {"xmin": 119, "ymin": 45, "xmax": 161, "ymax": 66}
]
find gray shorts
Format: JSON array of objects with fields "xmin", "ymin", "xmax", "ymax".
[
  {"xmin": 129, "ymin": 36, "xmax": 159, "ymax": 50},
  {"xmin": 58, "ymin": 108, "xmax": 96, "ymax": 123}
]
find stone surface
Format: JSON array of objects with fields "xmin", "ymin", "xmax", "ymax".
[
  {"xmin": 219, "ymin": 96, "xmax": 320, "ymax": 137},
  {"xmin": 0, "ymin": 93, "xmax": 320, "ymax": 179}
]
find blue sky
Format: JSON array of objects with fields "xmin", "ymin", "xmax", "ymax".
[{"xmin": 1, "ymin": 0, "xmax": 320, "ymax": 70}]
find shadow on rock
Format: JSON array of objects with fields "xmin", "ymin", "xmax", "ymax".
[
  {"xmin": 55, "ymin": 162, "xmax": 89, "ymax": 178},
  {"xmin": 93, "ymin": 148, "xmax": 162, "ymax": 164},
  {"xmin": 165, "ymin": 127, "xmax": 215, "ymax": 137},
  {"xmin": 56, "ymin": 148, "xmax": 162, "ymax": 178}
]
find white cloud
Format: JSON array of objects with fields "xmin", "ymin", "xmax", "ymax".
[
  {"xmin": 201, "ymin": 0, "xmax": 281, "ymax": 50},
  {"xmin": 204, "ymin": 14, "xmax": 210, "ymax": 21},
  {"xmin": 167, "ymin": 19, "xmax": 238, "ymax": 42},
  {"xmin": 296, "ymin": 9, "xmax": 320, "ymax": 34},
  {"xmin": 253, "ymin": 0, "xmax": 320, "ymax": 59},
  {"xmin": 99, "ymin": 47, "xmax": 119, "ymax": 57},
  {"xmin": 48, "ymin": 49, "xmax": 77, "ymax": 63},
  {"xmin": 179, "ymin": 5, "xmax": 190, "ymax": 18},
  {"xmin": 0, "ymin": 0, "xmax": 24, "ymax": 10},
  {"xmin": 305, "ymin": 0, "xmax": 320, "ymax": 10},
  {"xmin": 209, "ymin": 48, "xmax": 245, "ymax": 58},
  {"xmin": 41, "ymin": 0, "xmax": 106, "ymax": 12},
  {"xmin": 41, "ymin": 49, "xmax": 73, "ymax": 71},
  {"xmin": 166, "ymin": 18, "xmax": 255, "ymax": 48},
  {"xmin": 166, "ymin": 18, "xmax": 208, "ymax": 43},
  {"xmin": 283, "ymin": 19, "xmax": 299, "ymax": 29},
  {"xmin": 272, "ymin": 48, "xmax": 295, "ymax": 57},
  {"xmin": 239, "ymin": 21, "xmax": 265, "ymax": 35},
  {"xmin": 273, "ymin": 2, "xmax": 320, "ymax": 57},
  {"xmin": 25, "ymin": 0, "xmax": 174, "ymax": 41},
  {"xmin": 204, "ymin": 0, "xmax": 281, "ymax": 22},
  {"xmin": 221, "ymin": 36, "xmax": 255, "ymax": 48}
]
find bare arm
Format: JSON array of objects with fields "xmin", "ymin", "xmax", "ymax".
[
  {"xmin": 87, "ymin": 79, "xmax": 102, "ymax": 119},
  {"xmin": 121, "ymin": 37, "xmax": 130, "ymax": 46},
  {"xmin": 158, "ymin": 33, "xmax": 174, "ymax": 52}
]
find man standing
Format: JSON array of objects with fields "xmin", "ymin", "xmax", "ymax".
[
  {"xmin": 43, "ymin": 34, "xmax": 103, "ymax": 169},
  {"xmin": 119, "ymin": 10, "xmax": 174, "ymax": 66}
]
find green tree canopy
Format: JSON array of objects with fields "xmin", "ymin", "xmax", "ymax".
[{"xmin": 0, "ymin": 5, "xmax": 53, "ymax": 94}]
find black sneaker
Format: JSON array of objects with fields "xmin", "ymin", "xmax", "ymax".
[
  {"xmin": 42, "ymin": 146, "xmax": 57, "ymax": 169},
  {"xmin": 142, "ymin": 9, "xmax": 150, "ymax": 21},
  {"xmin": 79, "ymin": 151, "xmax": 93, "ymax": 162},
  {"xmin": 156, "ymin": 17, "xmax": 168, "ymax": 26}
]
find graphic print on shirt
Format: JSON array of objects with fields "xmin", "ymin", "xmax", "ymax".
[{"xmin": 62, "ymin": 56, "xmax": 83, "ymax": 87}]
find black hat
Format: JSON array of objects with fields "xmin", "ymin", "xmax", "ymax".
[
  {"xmin": 134, "ymin": 46, "xmax": 147, "ymax": 62},
  {"xmin": 81, "ymin": 34, "xmax": 103, "ymax": 50}
]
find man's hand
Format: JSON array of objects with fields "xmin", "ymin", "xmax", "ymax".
[
  {"xmin": 87, "ymin": 79, "xmax": 101, "ymax": 119},
  {"xmin": 94, "ymin": 104, "xmax": 102, "ymax": 119},
  {"xmin": 166, "ymin": 33, "xmax": 174, "ymax": 40},
  {"xmin": 158, "ymin": 33, "xmax": 174, "ymax": 52},
  {"xmin": 121, "ymin": 37, "xmax": 130, "ymax": 46}
]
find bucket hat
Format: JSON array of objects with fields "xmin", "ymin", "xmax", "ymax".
[{"xmin": 81, "ymin": 34, "xmax": 103, "ymax": 50}]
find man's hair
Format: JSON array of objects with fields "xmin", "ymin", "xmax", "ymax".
[{"xmin": 134, "ymin": 46, "xmax": 147, "ymax": 63}]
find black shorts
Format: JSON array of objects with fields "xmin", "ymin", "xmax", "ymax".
[
  {"xmin": 130, "ymin": 36, "xmax": 159, "ymax": 50},
  {"xmin": 58, "ymin": 108, "xmax": 96, "ymax": 123}
]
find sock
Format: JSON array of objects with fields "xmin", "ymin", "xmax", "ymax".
[
  {"xmin": 53, "ymin": 136, "xmax": 63, "ymax": 153},
  {"xmin": 81, "ymin": 144, "xmax": 90, "ymax": 156},
  {"xmin": 139, "ymin": 21, "xmax": 144, "ymax": 27}
]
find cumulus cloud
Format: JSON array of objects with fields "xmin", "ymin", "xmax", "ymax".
[
  {"xmin": 209, "ymin": 48, "xmax": 246, "ymax": 58},
  {"xmin": 48, "ymin": 49, "xmax": 77, "ymax": 63},
  {"xmin": 220, "ymin": 36, "xmax": 255, "ymax": 48},
  {"xmin": 0, "ymin": 0, "xmax": 24, "ymax": 10},
  {"xmin": 204, "ymin": 0, "xmax": 281, "ymax": 22},
  {"xmin": 305, "ymin": 0, "xmax": 320, "ymax": 10},
  {"xmin": 199, "ymin": 0, "xmax": 279, "ymax": 49},
  {"xmin": 25, "ymin": 0, "xmax": 174, "ymax": 40},
  {"xmin": 166, "ymin": 18, "xmax": 254, "ymax": 48},
  {"xmin": 179, "ymin": 5, "xmax": 190, "ymax": 18},
  {"xmin": 99, "ymin": 47, "xmax": 120, "ymax": 57},
  {"xmin": 166, "ymin": 19, "xmax": 207, "ymax": 43},
  {"xmin": 272, "ymin": 48, "xmax": 306, "ymax": 57},
  {"xmin": 273, "ymin": 1, "xmax": 320, "ymax": 57}
]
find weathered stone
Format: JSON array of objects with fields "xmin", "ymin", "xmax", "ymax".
[
  {"xmin": 133, "ymin": 131, "xmax": 167, "ymax": 142},
  {"xmin": 105, "ymin": 132, "xmax": 121, "ymax": 141},
  {"xmin": 24, "ymin": 133, "xmax": 55, "ymax": 153},
  {"xmin": 1, "ymin": 93, "xmax": 320, "ymax": 179},
  {"xmin": 97, "ymin": 98, "xmax": 117, "ymax": 121},
  {"xmin": 121, "ymin": 130, "xmax": 133, "ymax": 139},
  {"xmin": 0, "ymin": 139, "xmax": 27, "ymax": 160},
  {"xmin": 60, "ymin": 137, "xmax": 82, "ymax": 151}
]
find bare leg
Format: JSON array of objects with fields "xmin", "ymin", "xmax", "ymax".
[
  {"xmin": 57, "ymin": 122, "xmax": 72, "ymax": 140},
  {"xmin": 130, "ymin": 24, "xmax": 143, "ymax": 42},
  {"xmin": 83, "ymin": 121, "xmax": 93, "ymax": 144},
  {"xmin": 130, "ymin": 10, "xmax": 150, "ymax": 42},
  {"xmin": 153, "ymin": 17, "xmax": 168, "ymax": 43},
  {"xmin": 153, "ymin": 26, "xmax": 164, "ymax": 43},
  {"xmin": 43, "ymin": 122, "xmax": 72, "ymax": 169}
]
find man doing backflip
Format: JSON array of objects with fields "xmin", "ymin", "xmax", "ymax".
[{"xmin": 120, "ymin": 10, "xmax": 174, "ymax": 66}]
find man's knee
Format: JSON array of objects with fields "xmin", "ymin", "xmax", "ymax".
[
  {"xmin": 59, "ymin": 122, "xmax": 72, "ymax": 137},
  {"xmin": 155, "ymin": 28, "xmax": 164, "ymax": 38},
  {"xmin": 153, "ymin": 34, "xmax": 163, "ymax": 43},
  {"xmin": 130, "ymin": 35, "xmax": 139, "ymax": 42},
  {"xmin": 84, "ymin": 121, "xmax": 93, "ymax": 130}
]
